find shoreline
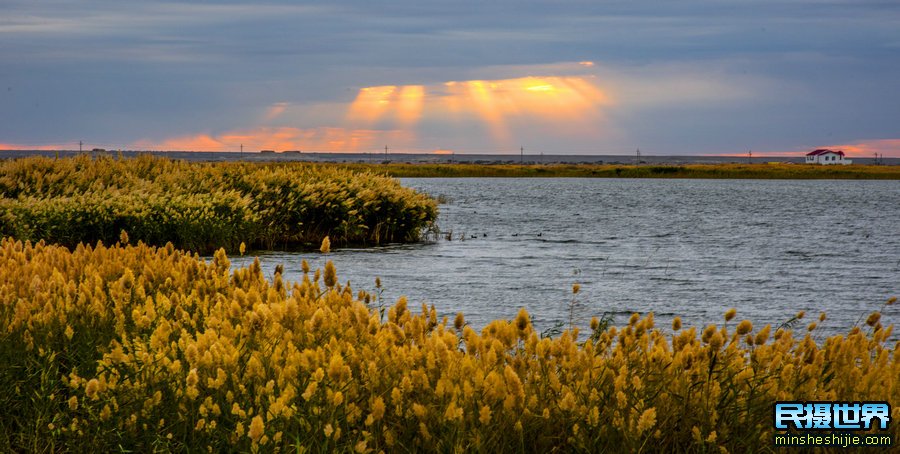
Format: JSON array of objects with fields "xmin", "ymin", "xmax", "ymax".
[
  {"xmin": 2, "ymin": 150, "xmax": 899, "ymax": 179},
  {"xmin": 2, "ymin": 149, "xmax": 898, "ymax": 166},
  {"xmin": 338, "ymin": 162, "xmax": 900, "ymax": 179}
]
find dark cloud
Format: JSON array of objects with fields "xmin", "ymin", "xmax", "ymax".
[{"xmin": 2, "ymin": 0, "xmax": 899, "ymax": 153}]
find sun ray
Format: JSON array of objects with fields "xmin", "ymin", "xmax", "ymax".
[
  {"xmin": 346, "ymin": 85, "xmax": 397, "ymax": 125},
  {"xmin": 465, "ymin": 80, "xmax": 511, "ymax": 144},
  {"xmin": 396, "ymin": 85, "xmax": 425, "ymax": 128}
]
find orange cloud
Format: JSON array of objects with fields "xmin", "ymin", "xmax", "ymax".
[
  {"xmin": 0, "ymin": 142, "xmax": 78, "ymax": 150},
  {"xmin": 396, "ymin": 85, "xmax": 425, "ymax": 128},
  {"xmin": 347, "ymin": 75, "xmax": 611, "ymax": 146},
  {"xmin": 347, "ymin": 85, "xmax": 398, "ymax": 125},
  {"xmin": 73, "ymin": 67, "xmax": 615, "ymax": 154},
  {"xmin": 131, "ymin": 134, "xmax": 225, "ymax": 151},
  {"xmin": 131, "ymin": 127, "xmax": 412, "ymax": 152},
  {"xmin": 461, "ymin": 80, "xmax": 511, "ymax": 143},
  {"xmin": 713, "ymin": 139, "xmax": 900, "ymax": 158},
  {"xmin": 823, "ymin": 139, "xmax": 900, "ymax": 157}
]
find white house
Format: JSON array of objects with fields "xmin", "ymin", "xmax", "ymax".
[{"xmin": 805, "ymin": 149, "xmax": 851, "ymax": 165}]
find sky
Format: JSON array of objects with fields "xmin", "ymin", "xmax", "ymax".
[{"xmin": 1, "ymin": 0, "xmax": 899, "ymax": 156}]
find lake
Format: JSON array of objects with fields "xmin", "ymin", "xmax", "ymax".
[{"xmin": 231, "ymin": 178, "xmax": 900, "ymax": 337}]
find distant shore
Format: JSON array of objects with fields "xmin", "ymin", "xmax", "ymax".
[
  {"xmin": 3, "ymin": 149, "xmax": 898, "ymax": 165},
  {"xmin": 342, "ymin": 162, "xmax": 900, "ymax": 179},
  {"xmin": 2, "ymin": 150, "xmax": 898, "ymax": 178}
]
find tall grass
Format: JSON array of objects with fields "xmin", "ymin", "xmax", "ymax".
[
  {"xmin": 0, "ymin": 155, "xmax": 437, "ymax": 253},
  {"xmin": 336, "ymin": 162, "xmax": 900, "ymax": 179},
  {"xmin": 1, "ymin": 237, "xmax": 896, "ymax": 452}
]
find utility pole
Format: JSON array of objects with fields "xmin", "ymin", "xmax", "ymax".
[
  {"xmin": 520, "ymin": 146, "xmax": 524, "ymax": 163},
  {"xmin": 748, "ymin": 150, "xmax": 752, "ymax": 164},
  {"xmin": 385, "ymin": 145, "xmax": 389, "ymax": 158},
  {"xmin": 240, "ymin": 143, "xmax": 243, "ymax": 160},
  {"xmin": 79, "ymin": 140, "xmax": 83, "ymax": 152},
  {"xmin": 636, "ymin": 148, "xmax": 641, "ymax": 165}
]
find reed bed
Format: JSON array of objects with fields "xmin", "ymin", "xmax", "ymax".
[
  {"xmin": 0, "ymin": 155, "xmax": 437, "ymax": 253},
  {"xmin": 336, "ymin": 162, "xmax": 900, "ymax": 179},
  {"xmin": 1, "ymin": 237, "xmax": 896, "ymax": 452}
]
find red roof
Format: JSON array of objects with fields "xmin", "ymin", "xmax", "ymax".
[{"xmin": 806, "ymin": 149, "xmax": 845, "ymax": 156}]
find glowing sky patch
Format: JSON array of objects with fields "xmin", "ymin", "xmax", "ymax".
[
  {"xmin": 823, "ymin": 139, "xmax": 900, "ymax": 157},
  {"xmin": 129, "ymin": 127, "xmax": 411, "ymax": 152},
  {"xmin": 345, "ymin": 75, "xmax": 610, "ymax": 147},
  {"xmin": 396, "ymin": 85, "xmax": 425, "ymax": 128},
  {"xmin": 525, "ymin": 84, "xmax": 554, "ymax": 92},
  {"xmin": 113, "ymin": 73, "xmax": 612, "ymax": 153},
  {"xmin": 347, "ymin": 86, "xmax": 398, "ymax": 125}
]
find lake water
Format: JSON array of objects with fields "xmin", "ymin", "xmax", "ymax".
[{"xmin": 231, "ymin": 178, "xmax": 900, "ymax": 338}]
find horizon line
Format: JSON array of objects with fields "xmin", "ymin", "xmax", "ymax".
[{"xmin": 0, "ymin": 148, "xmax": 837, "ymax": 158}]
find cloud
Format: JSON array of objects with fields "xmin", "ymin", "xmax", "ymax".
[
  {"xmin": 595, "ymin": 62, "xmax": 776, "ymax": 108},
  {"xmin": 0, "ymin": 3, "xmax": 331, "ymax": 36},
  {"xmin": 138, "ymin": 71, "xmax": 614, "ymax": 153},
  {"xmin": 264, "ymin": 103, "xmax": 290, "ymax": 121},
  {"xmin": 346, "ymin": 74, "xmax": 611, "ymax": 145},
  {"xmin": 130, "ymin": 127, "xmax": 412, "ymax": 153},
  {"xmin": 713, "ymin": 138, "xmax": 900, "ymax": 158},
  {"xmin": 824, "ymin": 139, "xmax": 900, "ymax": 158},
  {"xmin": 3, "ymin": 1, "xmax": 900, "ymax": 155},
  {"xmin": 0, "ymin": 142, "xmax": 72, "ymax": 151},
  {"xmin": 3, "ymin": 62, "xmax": 777, "ymax": 154}
]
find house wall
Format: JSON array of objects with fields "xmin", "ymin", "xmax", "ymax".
[{"xmin": 808, "ymin": 153, "xmax": 851, "ymax": 165}]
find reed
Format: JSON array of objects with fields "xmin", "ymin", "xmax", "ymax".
[
  {"xmin": 0, "ymin": 155, "xmax": 438, "ymax": 253},
  {"xmin": 1, "ymin": 237, "xmax": 896, "ymax": 452},
  {"xmin": 333, "ymin": 162, "xmax": 900, "ymax": 179}
]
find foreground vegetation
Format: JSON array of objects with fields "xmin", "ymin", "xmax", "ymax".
[
  {"xmin": 337, "ymin": 162, "xmax": 900, "ymax": 179},
  {"xmin": 0, "ymin": 155, "xmax": 437, "ymax": 253},
  {"xmin": 1, "ymin": 237, "xmax": 896, "ymax": 452}
]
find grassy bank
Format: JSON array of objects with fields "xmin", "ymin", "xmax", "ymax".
[
  {"xmin": 336, "ymin": 162, "xmax": 900, "ymax": 179},
  {"xmin": 1, "ymin": 237, "xmax": 896, "ymax": 452},
  {"xmin": 0, "ymin": 155, "xmax": 437, "ymax": 253}
]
